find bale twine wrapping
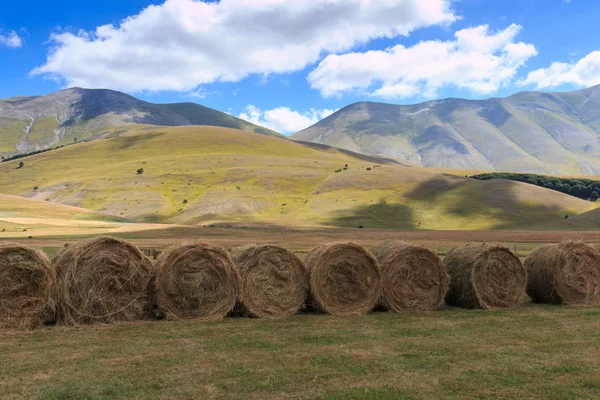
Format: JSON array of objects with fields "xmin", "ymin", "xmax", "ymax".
[
  {"xmin": 305, "ymin": 242, "xmax": 381, "ymax": 316},
  {"xmin": 525, "ymin": 242, "xmax": 600, "ymax": 305},
  {"xmin": 53, "ymin": 236, "xmax": 154, "ymax": 325},
  {"xmin": 0, "ymin": 243, "xmax": 55, "ymax": 329},
  {"xmin": 444, "ymin": 244, "xmax": 526, "ymax": 310},
  {"xmin": 371, "ymin": 241, "xmax": 449, "ymax": 312},
  {"xmin": 156, "ymin": 242, "xmax": 239, "ymax": 320},
  {"xmin": 232, "ymin": 245, "xmax": 308, "ymax": 318}
]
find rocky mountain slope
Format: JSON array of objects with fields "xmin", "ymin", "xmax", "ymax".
[
  {"xmin": 292, "ymin": 85, "xmax": 600, "ymax": 175},
  {"xmin": 0, "ymin": 88, "xmax": 279, "ymax": 157}
]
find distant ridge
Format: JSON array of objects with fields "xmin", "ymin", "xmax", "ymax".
[
  {"xmin": 292, "ymin": 85, "xmax": 600, "ymax": 176},
  {"xmin": 0, "ymin": 87, "xmax": 281, "ymax": 157}
]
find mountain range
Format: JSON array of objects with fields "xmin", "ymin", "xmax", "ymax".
[
  {"xmin": 292, "ymin": 85, "xmax": 600, "ymax": 176},
  {"xmin": 0, "ymin": 88, "xmax": 279, "ymax": 158},
  {"xmin": 3, "ymin": 85, "xmax": 600, "ymax": 176},
  {"xmin": 0, "ymin": 85, "xmax": 597, "ymax": 231}
]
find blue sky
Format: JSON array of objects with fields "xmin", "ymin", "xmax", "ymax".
[{"xmin": 1, "ymin": 0, "xmax": 599, "ymax": 134}]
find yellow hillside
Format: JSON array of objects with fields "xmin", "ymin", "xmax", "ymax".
[
  {"xmin": 0, "ymin": 193, "xmax": 131, "ymax": 238},
  {"xmin": 0, "ymin": 193, "xmax": 105, "ymax": 220},
  {"xmin": 0, "ymin": 125, "xmax": 595, "ymax": 230}
]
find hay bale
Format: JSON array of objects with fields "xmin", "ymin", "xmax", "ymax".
[
  {"xmin": 444, "ymin": 244, "xmax": 526, "ymax": 310},
  {"xmin": 0, "ymin": 243, "xmax": 55, "ymax": 329},
  {"xmin": 525, "ymin": 241, "xmax": 600, "ymax": 305},
  {"xmin": 155, "ymin": 242, "xmax": 239, "ymax": 320},
  {"xmin": 53, "ymin": 236, "xmax": 154, "ymax": 325},
  {"xmin": 232, "ymin": 244, "xmax": 308, "ymax": 318},
  {"xmin": 371, "ymin": 240, "xmax": 449, "ymax": 312},
  {"xmin": 305, "ymin": 242, "xmax": 381, "ymax": 316}
]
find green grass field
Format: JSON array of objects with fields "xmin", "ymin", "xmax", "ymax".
[
  {"xmin": 2, "ymin": 305, "xmax": 599, "ymax": 400},
  {"xmin": 3, "ymin": 227, "xmax": 599, "ymax": 399}
]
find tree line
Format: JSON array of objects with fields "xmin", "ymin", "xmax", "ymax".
[
  {"xmin": 1, "ymin": 138, "xmax": 84, "ymax": 163},
  {"xmin": 0, "ymin": 147, "xmax": 66, "ymax": 163},
  {"xmin": 471, "ymin": 172, "xmax": 600, "ymax": 202}
]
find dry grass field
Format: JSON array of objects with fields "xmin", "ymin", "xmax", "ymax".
[{"xmin": 8, "ymin": 224, "xmax": 600, "ymax": 260}]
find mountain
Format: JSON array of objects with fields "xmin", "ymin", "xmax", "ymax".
[
  {"xmin": 292, "ymin": 85, "xmax": 600, "ymax": 176},
  {"xmin": 0, "ymin": 87, "xmax": 280, "ymax": 157},
  {"xmin": 0, "ymin": 124, "xmax": 593, "ymax": 230}
]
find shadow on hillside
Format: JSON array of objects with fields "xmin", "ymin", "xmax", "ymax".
[
  {"xmin": 416, "ymin": 125, "xmax": 469, "ymax": 155},
  {"xmin": 406, "ymin": 176, "xmax": 577, "ymax": 229},
  {"xmin": 292, "ymin": 140, "xmax": 407, "ymax": 166},
  {"xmin": 403, "ymin": 175, "xmax": 465, "ymax": 201},
  {"xmin": 116, "ymin": 132, "xmax": 166, "ymax": 149},
  {"xmin": 326, "ymin": 200, "xmax": 415, "ymax": 229},
  {"xmin": 163, "ymin": 103, "xmax": 246, "ymax": 130}
]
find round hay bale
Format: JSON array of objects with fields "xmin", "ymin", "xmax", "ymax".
[
  {"xmin": 371, "ymin": 240, "xmax": 449, "ymax": 312},
  {"xmin": 525, "ymin": 242, "xmax": 600, "ymax": 305},
  {"xmin": 0, "ymin": 243, "xmax": 55, "ymax": 329},
  {"xmin": 155, "ymin": 242, "xmax": 239, "ymax": 320},
  {"xmin": 444, "ymin": 244, "xmax": 526, "ymax": 310},
  {"xmin": 232, "ymin": 245, "xmax": 308, "ymax": 318},
  {"xmin": 305, "ymin": 242, "xmax": 381, "ymax": 316},
  {"xmin": 53, "ymin": 236, "xmax": 154, "ymax": 325}
]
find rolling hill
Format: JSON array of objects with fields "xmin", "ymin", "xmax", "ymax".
[
  {"xmin": 0, "ymin": 124, "xmax": 595, "ymax": 230},
  {"xmin": 0, "ymin": 88, "xmax": 280, "ymax": 158},
  {"xmin": 0, "ymin": 193, "xmax": 184, "ymax": 239},
  {"xmin": 0, "ymin": 193, "xmax": 108, "ymax": 221},
  {"xmin": 0, "ymin": 193, "xmax": 119, "ymax": 237},
  {"xmin": 292, "ymin": 85, "xmax": 600, "ymax": 176}
]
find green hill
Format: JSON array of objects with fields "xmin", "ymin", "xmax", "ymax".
[
  {"xmin": 0, "ymin": 124, "xmax": 594, "ymax": 230},
  {"xmin": 292, "ymin": 85, "xmax": 600, "ymax": 176}
]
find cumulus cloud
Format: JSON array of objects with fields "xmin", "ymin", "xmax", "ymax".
[
  {"xmin": 308, "ymin": 24, "xmax": 537, "ymax": 99},
  {"xmin": 518, "ymin": 51, "xmax": 600, "ymax": 89},
  {"xmin": 239, "ymin": 105, "xmax": 336, "ymax": 134},
  {"xmin": 0, "ymin": 30, "xmax": 22, "ymax": 48},
  {"xmin": 31, "ymin": 0, "xmax": 456, "ymax": 92}
]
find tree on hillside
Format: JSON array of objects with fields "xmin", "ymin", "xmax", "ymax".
[
  {"xmin": 570, "ymin": 184, "xmax": 590, "ymax": 199},
  {"xmin": 555, "ymin": 183, "xmax": 570, "ymax": 194},
  {"xmin": 17, "ymin": 161, "xmax": 24, "ymax": 169}
]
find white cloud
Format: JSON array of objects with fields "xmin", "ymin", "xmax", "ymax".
[
  {"xmin": 30, "ymin": 0, "xmax": 456, "ymax": 92},
  {"xmin": 0, "ymin": 30, "xmax": 22, "ymax": 48},
  {"xmin": 518, "ymin": 51, "xmax": 600, "ymax": 89},
  {"xmin": 308, "ymin": 24, "xmax": 537, "ymax": 99},
  {"xmin": 239, "ymin": 105, "xmax": 336, "ymax": 134}
]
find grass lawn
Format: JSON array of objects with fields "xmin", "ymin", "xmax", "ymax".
[{"xmin": 2, "ymin": 305, "xmax": 599, "ymax": 399}]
